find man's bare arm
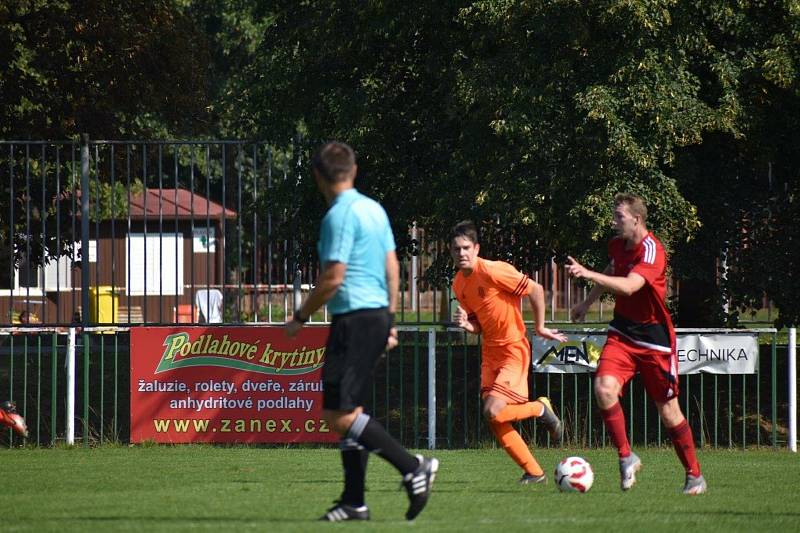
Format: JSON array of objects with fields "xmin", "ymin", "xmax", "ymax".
[
  {"xmin": 386, "ymin": 250, "xmax": 399, "ymax": 313},
  {"xmin": 285, "ymin": 262, "xmax": 345, "ymax": 337}
]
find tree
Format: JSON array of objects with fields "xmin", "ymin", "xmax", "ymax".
[
  {"xmin": 0, "ymin": 0, "xmax": 211, "ymax": 139},
  {"xmin": 231, "ymin": 0, "xmax": 800, "ymax": 326},
  {"xmin": 667, "ymin": 1, "xmax": 800, "ymax": 327},
  {"xmin": 0, "ymin": 0, "xmax": 212, "ymax": 270},
  {"xmin": 231, "ymin": 2, "xmax": 701, "ymax": 289},
  {"xmin": 5, "ymin": 1, "xmax": 797, "ymax": 325}
]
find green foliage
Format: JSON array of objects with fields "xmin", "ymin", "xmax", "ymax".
[
  {"xmin": 2, "ymin": 0, "xmax": 799, "ymax": 325},
  {"xmin": 668, "ymin": 0, "xmax": 800, "ymax": 326},
  {"xmin": 0, "ymin": 0, "xmax": 213, "ymax": 267},
  {"xmin": 0, "ymin": 0, "xmax": 211, "ymax": 139},
  {"xmin": 231, "ymin": 2, "xmax": 708, "ymax": 266},
  {"xmin": 725, "ymin": 190, "xmax": 800, "ymax": 328},
  {"xmin": 229, "ymin": 0, "xmax": 800, "ymax": 325},
  {"xmin": 182, "ymin": 0, "xmax": 276, "ymax": 137},
  {"xmin": 85, "ymin": 178, "xmax": 145, "ymax": 222}
]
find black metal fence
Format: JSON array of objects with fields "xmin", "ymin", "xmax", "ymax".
[
  {"xmin": 1, "ymin": 139, "xmax": 322, "ymax": 327},
  {"xmin": 0, "ymin": 139, "xmax": 630, "ymax": 329},
  {"xmin": 0, "ymin": 327, "xmax": 788, "ymax": 450},
  {"xmin": 0, "ymin": 140, "xmax": 792, "ymax": 451}
]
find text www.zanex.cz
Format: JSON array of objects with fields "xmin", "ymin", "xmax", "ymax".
[{"xmin": 153, "ymin": 418, "xmax": 330, "ymax": 433}]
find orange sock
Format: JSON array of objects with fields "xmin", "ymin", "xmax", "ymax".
[
  {"xmin": 492, "ymin": 401, "xmax": 545, "ymax": 424},
  {"xmin": 489, "ymin": 419, "xmax": 544, "ymax": 476}
]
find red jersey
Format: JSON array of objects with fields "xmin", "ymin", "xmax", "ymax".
[
  {"xmin": 607, "ymin": 232, "xmax": 674, "ymax": 353},
  {"xmin": 452, "ymin": 257, "xmax": 534, "ymax": 346}
]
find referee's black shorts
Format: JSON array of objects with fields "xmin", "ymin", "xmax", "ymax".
[{"xmin": 322, "ymin": 307, "xmax": 390, "ymax": 411}]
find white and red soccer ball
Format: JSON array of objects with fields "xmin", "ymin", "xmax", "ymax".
[{"xmin": 555, "ymin": 456, "xmax": 594, "ymax": 493}]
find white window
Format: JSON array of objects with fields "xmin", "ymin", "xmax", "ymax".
[
  {"xmin": 126, "ymin": 234, "xmax": 184, "ymax": 296},
  {"xmin": 43, "ymin": 254, "xmax": 74, "ymax": 291}
]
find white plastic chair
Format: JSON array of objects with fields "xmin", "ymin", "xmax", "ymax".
[{"xmin": 195, "ymin": 288, "xmax": 223, "ymax": 323}]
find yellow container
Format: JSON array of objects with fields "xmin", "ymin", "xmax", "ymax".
[{"xmin": 88, "ymin": 286, "xmax": 119, "ymax": 324}]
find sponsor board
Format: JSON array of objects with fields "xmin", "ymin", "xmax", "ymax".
[
  {"xmin": 130, "ymin": 326, "xmax": 338, "ymax": 443},
  {"xmin": 532, "ymin": 333, "xmax": 758, "ymax": 374}
]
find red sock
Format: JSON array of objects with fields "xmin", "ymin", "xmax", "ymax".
[
  {"xmin": 668, "ymin": 420, "xmax": 701, "ymax": 477},
  {"xmin": 600, "ymin": 403, "xmax": 631, "ymax": 458}
]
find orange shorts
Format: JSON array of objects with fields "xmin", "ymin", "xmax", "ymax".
[{"xmin": 480, "ymin": 338, "xmax": 531, "ymax": 404}]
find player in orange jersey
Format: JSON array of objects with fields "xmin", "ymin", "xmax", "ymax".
[{"xmin": 450, "ymin": 221, "xmax": 567, "ymax": 484}]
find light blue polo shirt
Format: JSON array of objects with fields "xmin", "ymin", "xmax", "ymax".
[{"xmin": 318, "ymin": 188, "xmax": 395, "ymax": 315}]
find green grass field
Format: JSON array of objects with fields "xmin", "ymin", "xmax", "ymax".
[{"xmin": 2, "ymin": 446, "xmax": 798, "ymax": 532}]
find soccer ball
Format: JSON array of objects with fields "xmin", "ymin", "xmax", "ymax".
[{"xmin": 554, "ymin": 456, "xmax": 594, "ymax": 493}]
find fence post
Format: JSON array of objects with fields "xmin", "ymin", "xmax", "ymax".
[
  {"xmin": 80, "ymin": 134, "xmax": 90, "ymax": 327},
  {"xmin": 772, "ymin": 334, "xmax": 778, "ymax": 447},
  {"xmin": 66, "ymin": 327, "xmax": 76, "ymax": 445},
  {"xmin": 790, "ymin": 327, "xmax": 797, "ymax": 453},
  {"xmin": 428, "ymin": 328, "xmax": 436, "ymax": 450},
  {"xmin": 79, "ymin": 135, "xmax": 91, "ymax": 447},
  {"xmin": 411, "ymin": 222, "xmax": 418, "ymax": 312},
  {"xmin": 550, "ymin": 257, "xmax": 556, "ymax": 322},
  {"xmin": 292, "ymin": 268, "xmax": 302, "ymax": 317}
]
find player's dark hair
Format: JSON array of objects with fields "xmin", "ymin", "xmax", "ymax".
[
  {"xmin": 312, "ymin": 141, "xmax": 356, "ymax": 183},
  {"xmin": 614, "ymin": 193, "xmax": 647, "ymax": 224},
  {"xmin": 451, "ymin": 220, "xmax": 479, "ymax": 244}
]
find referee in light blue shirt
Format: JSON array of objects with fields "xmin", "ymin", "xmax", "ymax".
[{"xmin": 285, "ymin": 142, "xmax": 437, "ymax": 522}]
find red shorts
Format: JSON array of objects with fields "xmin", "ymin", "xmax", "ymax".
[
  {"xmin": 480, "ymin": 338, "xmax": 530, "ymax": 404},
  {"xmin": 597, "ymin": 332, "xmax": 679, "ymax": 403}
]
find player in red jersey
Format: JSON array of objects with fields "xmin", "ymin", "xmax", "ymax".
[
  {"xmin": 567, "ymin": 193, "xmax": 706, "ymax": 495},
  {"xmin": 0, "ymin": 401, "xmax": 28, "ymax": 438},
  {"xmin": 451, "ymin": 221, "xmax": 567, "ymax": 484}
]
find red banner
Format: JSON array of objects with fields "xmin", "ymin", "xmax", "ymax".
[{"xmin": 130, "ymin": 326, "xmax": 338, "ymax": 443}]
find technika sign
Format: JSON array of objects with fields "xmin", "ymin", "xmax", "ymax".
[{"xmin": 531, "ymin": 332, "xmax": 758, "ymax": 374}]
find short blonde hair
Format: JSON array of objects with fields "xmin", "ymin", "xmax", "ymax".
[{"xmin": 614, "ymin": 193, "xmax": 647, "ymax": 224}]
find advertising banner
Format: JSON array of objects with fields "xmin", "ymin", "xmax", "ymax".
[
  {"xmin": 531, "ymin": 333, "xmax": 758, "ymax": 375},
  {"xmin": 130, "ymin": 326, "xmax": 338, "ymax": 443}
]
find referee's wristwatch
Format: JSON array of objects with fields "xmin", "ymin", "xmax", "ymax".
[{"xmin": 294, "ymin": 311, "xmax": 309, "ymax": 324}]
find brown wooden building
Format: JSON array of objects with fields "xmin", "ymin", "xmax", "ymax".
[{"xmin": 1, "ymin": 188, "xmax": 236, "ymax": 325}]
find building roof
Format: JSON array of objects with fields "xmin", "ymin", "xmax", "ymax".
[{"xmin": 128, "ymin": 188, "xmax": 237, "ymax": 220}]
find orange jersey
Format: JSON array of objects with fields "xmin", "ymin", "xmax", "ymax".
[{"xmin": 452, "ymin": 257, "xmax": 534, "ymax": 346}]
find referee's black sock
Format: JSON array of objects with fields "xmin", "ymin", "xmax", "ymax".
[
  {"xmin": 347, "ymin": 413, "xmax": 419, "ymax": 475},
  {"xmin": 339, "ymin": 438, "xmax": 369, "ymax": 507}
]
